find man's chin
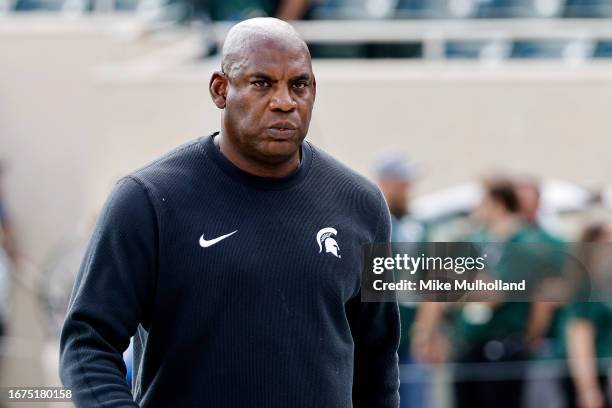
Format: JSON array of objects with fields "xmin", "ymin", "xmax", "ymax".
[{"xmin": 255, "ymin": 139, "xmax": 301, "ymax": 164}]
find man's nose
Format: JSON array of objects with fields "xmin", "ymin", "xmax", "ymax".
[{"xmin": 269, "ymin": 85, "xmax": 297, "ymax": 112}]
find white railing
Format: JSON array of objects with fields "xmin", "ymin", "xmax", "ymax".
[
  {"xmin": 209, "ymin": 19, "xmax": 612, "ymax": 59},
  {"xmin": 3, "ymin": 14, "xmax": 612, "ymax": 59}
]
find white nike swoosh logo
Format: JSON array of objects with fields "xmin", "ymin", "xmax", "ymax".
[{"xmin": 199, "ymin": 230, "xmax": 237, "ymax": 248}]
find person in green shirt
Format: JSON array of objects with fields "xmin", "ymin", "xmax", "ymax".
[
  {"xmin": 515, "ymin": 179, "xmax": 568, "ymax": 408},
  {"xmin": 562, "ymin": 223, "xmax": 612, "ymax": 408},
  {"xmin": 515, "ymin": 179, "xmax": 567, "ymax": 356}
]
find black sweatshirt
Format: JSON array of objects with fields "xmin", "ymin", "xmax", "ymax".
[{"xmin": 59, "ymin": 133, "xmax": 400, "ymax": 408}]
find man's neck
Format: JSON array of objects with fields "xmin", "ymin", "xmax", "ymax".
[{"xmin": 215, "ymin": 132, "xmax": 301, "ymax": 178}]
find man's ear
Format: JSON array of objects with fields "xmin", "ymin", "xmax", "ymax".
[
  {"xmin": 209, "ymin": 71, "xmax": 228, "ymax": 109},
  {"xmin": 312, "ymin": 75, "xmax": 317, "ymax": 103}
]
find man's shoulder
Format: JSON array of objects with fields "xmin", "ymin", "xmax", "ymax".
[
  {"xmin": 129, "ymin": 136, "xmax": 207, "ymax": 187},
  {"xmin": 307, "ymin": 141, "xmax": 383, "ymax": 204}
]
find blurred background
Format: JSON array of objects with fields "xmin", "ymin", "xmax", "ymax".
[{"xmin": 2, "ymin": 0, "xmax": 612, "ymax": 406}]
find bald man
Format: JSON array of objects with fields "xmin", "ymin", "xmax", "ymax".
[{"xmin": 59, "ymin": 18, "xmax": 400, "ymax": 408}]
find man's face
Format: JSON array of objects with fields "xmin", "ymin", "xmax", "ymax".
[
  {"xmin": 379, "ymin": 178, "xmax": 410, "ymax": 217},
  {"xmin": 222, "ymin": 40, "xmax": 316, "ymax": 164},
  {"xmin": 515, "ymin": 184, "xmax": 540, "ymax": 222}
]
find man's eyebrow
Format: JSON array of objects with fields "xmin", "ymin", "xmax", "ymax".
[
  {"xmin": 291, "ymin": 73, "xmax": 312, "ymax": 82},
  {"xmin": 248, "ymin": 72, "xmax": 274, "ymax": 80},
  {"xmin": 246, "ymin": 72, "xmax": 312, "ymax": 82}
]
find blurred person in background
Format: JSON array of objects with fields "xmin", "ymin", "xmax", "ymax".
[
  {"xmin": 414, "ymin": 178, "xmax": 547, "ymax": 408},
  {"xmin": 563, "ymin": 223, "xmax": 612, "ymax": 408},
  {"xmin": 0, "ymin": 161, "xmax": 16, "ymax": 391},
  {"xmin": 375, "ymin": 152, "xmax": 431, "ymax": 408},
  {"xmin": 0, "ymin": 161, "xmax": 16, "ymax": 338},
  {"xmin": 60, "ymin": 18, "xmax": 399, "ymax": 407},
  {"xmin": 451, "ymin": 178, "xmax": 532, "ymax": 408},
  {"xmin": 516, "ymin": 178, "xmax": 568, "ymax": 408},
  {"xmin": 374, "ymin": 151, "xmax": 424, "ymax": 243},
  {"xmin": 0, "ymin": 162, "xmax": 17, "ymax": 266}
]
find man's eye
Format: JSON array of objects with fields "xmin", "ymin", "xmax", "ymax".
[
  {"xmin": 293, "ymin": 82, "xmax": 308, "ymax": 89},
  {"xmin": 252, "ymin": 80, "xmax": 270, "ymax": 87}
]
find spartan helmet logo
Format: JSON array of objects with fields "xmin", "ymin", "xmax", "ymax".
[{"xmin": 316, "ymin": 227, "xmax": 341, "ymax": 258}]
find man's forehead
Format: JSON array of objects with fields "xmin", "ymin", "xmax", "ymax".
[
  {"xmin": 234, "ymin": 41, "xmax": 312, "ymax": 78},
  {"xmin": 227, "ymin": 39, "xmax": 313, "ymax": 77}
]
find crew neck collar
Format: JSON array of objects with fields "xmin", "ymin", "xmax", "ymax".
[{"xmin": 201, "ymin": 132, "xmax": 312, "ymax": 190}]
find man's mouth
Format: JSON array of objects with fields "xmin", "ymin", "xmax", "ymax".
[{"xmin": 267, "ymin": 123, "xmax": 297, "ymax": 138}]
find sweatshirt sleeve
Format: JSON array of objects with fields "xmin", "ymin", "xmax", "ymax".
[
  {"xmin": 346, "ymin": 191, "xmax": 400, "ymax": 408},
  {"xmin": 59, "ymin": 176, "xmax": 158, "ymax": 407}
]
